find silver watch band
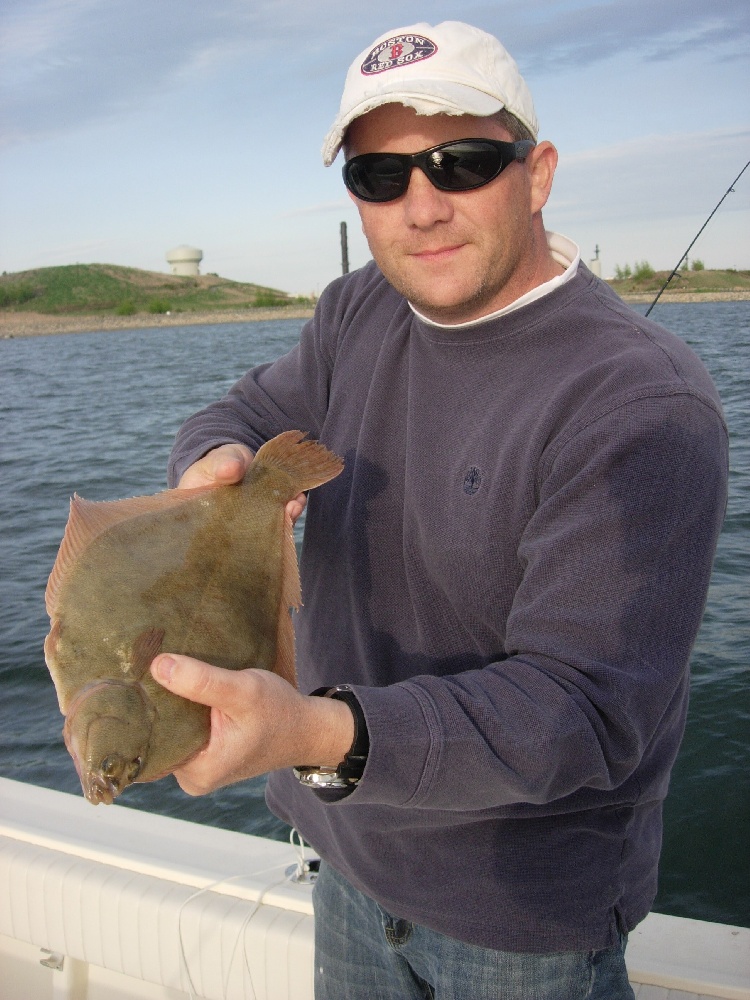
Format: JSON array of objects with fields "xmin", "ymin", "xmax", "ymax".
[
  {"xmin": 293, "ymin": 685, "xmax": 369, "ymax": 789},
  {"xmin": 292, "ymin": 765, "xmax": 352, "ymax": 789}
]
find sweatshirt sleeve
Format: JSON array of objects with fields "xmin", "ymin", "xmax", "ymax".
[
  {"xmin": 167, "ymin": 297, "xmax": 337, "ymax": 487},
  {"xmin": 349, "ymin": 391, "xmax": 728, "ymax": 811}
]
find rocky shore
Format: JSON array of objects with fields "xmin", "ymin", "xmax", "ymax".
[
  {"xmin": 617, "ymin": 291, "xmax": 750, "ymax": 305},
  {"xmin": 0, "ymin": 305, "xmax": 315, "ymax": 338},
  {"xmin": 1, "ymin": 293, "xmax": 748, "ymax": 338}
]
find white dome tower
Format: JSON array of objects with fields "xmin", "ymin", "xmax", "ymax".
[{"xmin": 166, "ymin": 245, "xmax": 203, "ymax": 276}]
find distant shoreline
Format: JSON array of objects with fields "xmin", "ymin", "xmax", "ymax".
[
  {"xmin": 1, "ymin": 293, "xmax": 749, "ymax": 338},
  {"xmin": 617, "ymin": 291, "xmax": 750, "ymax": 305},
  {"xmin": 0, "ymin": 305, "xmax": 316, "ymax": 338}
]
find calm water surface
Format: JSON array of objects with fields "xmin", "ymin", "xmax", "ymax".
[{"xmin": 1, "ymin": 303, "xmax": 747, "ymax": 924}]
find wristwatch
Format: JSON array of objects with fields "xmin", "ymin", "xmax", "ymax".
[{"xmin": 293, "ymin": 685, "xmax": 369, "ymax": 790}]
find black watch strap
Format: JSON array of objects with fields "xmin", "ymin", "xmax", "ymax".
[{"xmin": 293, "ymin": 685, "xmax": 369, "ymax": 790}]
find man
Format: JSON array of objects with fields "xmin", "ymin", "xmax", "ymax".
[{"xmin": 151, "ymin": 21, "xmax": 728, "ymax": 1000}]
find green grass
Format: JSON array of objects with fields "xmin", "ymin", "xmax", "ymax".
[
  {"xmin": 2, "ymin": 262, "xmax": 745, "ymax": 317},
  {"xmin": 0, "ymin": 263, "xmax": 314, "ymax": 315},
  {"xmin": 607, "ymin": 268, "xmax": 750, "ymax": 296},
  {"xmin": 0, "ymin": 282, "xmax": 37, "ymax": 307}
]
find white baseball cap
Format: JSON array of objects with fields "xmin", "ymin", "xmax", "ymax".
[{"xmin": 321, "ymin": 21, "xmax": 538, "ymax": 166}]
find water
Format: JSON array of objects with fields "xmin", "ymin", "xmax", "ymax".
[{"xmin": 1, "ymin": 304, "xmax": 748, "ymax": 926}]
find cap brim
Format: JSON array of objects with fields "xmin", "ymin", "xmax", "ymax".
[{"xmin": 321, "ymin": 83, "xmax": 506, "ymax": 166}]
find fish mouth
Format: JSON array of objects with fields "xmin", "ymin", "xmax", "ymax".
[
  {"xmin": 83, "ymin": 772, "xmax": 120, "ymax": 805},
  {"xmin": 81, "ymin": 753, "xmax": 143, "ymax": 805}
]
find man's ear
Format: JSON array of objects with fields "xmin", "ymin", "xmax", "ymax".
[{"xmin": 527, "ymin": 141, "xmax": 558, "ymax": 214}]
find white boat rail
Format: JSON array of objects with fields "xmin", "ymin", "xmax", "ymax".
[{"xmin": 1, "ymin": 777, "xmax": 747, "ymax": 1000}]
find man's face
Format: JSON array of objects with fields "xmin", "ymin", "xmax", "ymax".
[{"xmin": 345, "ymin": 104, "xmax": 557, "ymax": 324}]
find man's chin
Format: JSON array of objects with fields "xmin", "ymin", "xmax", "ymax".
[{"xmin": 401, "ymin": 285, "xmax": 498, "ymax": 325}]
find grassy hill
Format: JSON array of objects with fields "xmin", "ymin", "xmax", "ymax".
[
  {"xmin": 606, "ymin": 267, "xmax": 750, "ymax": 297},
  {"xmin": 1, "ymin": 263, "xmax": 747, "ymax": 318},
  {"xmin": 0, "ymin": 263, "xmax": 312, "ymax": 316}
]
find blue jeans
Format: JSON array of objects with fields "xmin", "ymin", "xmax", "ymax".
[{"xmin": 313, "ymin": 861, "xmax": 635, "ymax": 1000}]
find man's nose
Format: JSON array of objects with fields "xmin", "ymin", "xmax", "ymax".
[{"xmin": 401, "ymin": 166, "xmax": 454, "ymax": 227}]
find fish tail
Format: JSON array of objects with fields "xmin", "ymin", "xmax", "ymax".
[{"xmin": 253, "ymin": 431, "xmax": 343, "ymax": 494}]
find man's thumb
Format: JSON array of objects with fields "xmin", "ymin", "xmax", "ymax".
[{"xmin": 150, "ymin": 654, "xmax": 229, "ymax": 707}]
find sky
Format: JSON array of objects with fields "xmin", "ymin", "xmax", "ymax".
[{"xmin": 1, "ymin": 0, "xmax": 748, "ymax": 295}]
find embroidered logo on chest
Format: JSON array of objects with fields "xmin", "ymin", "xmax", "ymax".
[{"xmin": 463, "ymin": 467, "xmax": 483, "ymax": 495}]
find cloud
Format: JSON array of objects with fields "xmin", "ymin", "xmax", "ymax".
[
  {"xmin": 473, "ymin": 0, "xmax": 749, "ymax": 71},
  {"xmin": 0, "ymin": 0, "xmax": 335, "ymax": 146},
  {"xmin": 2, "ymin": 0, "xmax": 747, "ymax": 148},
  {"xmin": 548, "ymin": 126, "xmax": 750, "ymax": 226},
  {"xmin": 279, "ymin": 199, "xmax": 351, "ymax": 220},
  {"xmin": 26, "ymin": 237, "xmax": 117, "ymax": 262}
]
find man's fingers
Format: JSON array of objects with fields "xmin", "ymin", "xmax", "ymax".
[
  {"xmin": 151, "ymin": 654, "xmax": 242, "ymax": 708},
  {"xmin": 177, "ymin": 443, "xmax": 253, "ymax": 489},
  {"xmin": 286, "ymin": 491, "xmax": 307, "ymax": 524}
]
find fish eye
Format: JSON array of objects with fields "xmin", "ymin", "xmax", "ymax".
[
  {"xmin": 101, "ymin": 755, "xmax": 122, "ymax": 777},
  {"xmin": 127, "ymin": 757, "xmax": 142, "ymax": 781}
]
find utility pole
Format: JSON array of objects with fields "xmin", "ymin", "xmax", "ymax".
[
  {"xmin": 589, "ymin": 243, "xmax": 602, "ymax": 277},
  {"xmin": 340, "ymin": 221, "xmax": 349, "ymax": 275}
]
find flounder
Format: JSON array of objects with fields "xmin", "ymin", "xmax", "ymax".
[{"xmin": 44, "ymin": 430, "xmax": 343, "ymax": 804}]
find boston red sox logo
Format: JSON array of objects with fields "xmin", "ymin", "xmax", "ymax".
[{"xmin": 361, "ymin": 34, "xmax": 438, "ymax": 75}]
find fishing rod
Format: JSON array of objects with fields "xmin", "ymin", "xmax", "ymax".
[{"xmin": 645, "ymin": 159, "xmax": 750, "ymax": 316}]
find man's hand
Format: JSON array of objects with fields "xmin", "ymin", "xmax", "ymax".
[
  {"xmin": 177, "ymin": 442, "xmax": 307, "ymax": 523},
  {"xmin": 177, "ymin": 442, "xmax": 254, "ymax": 489},
  {"xmin": 150, "ymin": 655, "xmax": 355, "ymax": 796}
]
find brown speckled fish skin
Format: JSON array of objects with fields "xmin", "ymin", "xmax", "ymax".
[{"xmin": 44, "ymin": 430, "xmax": 343, "ymax": 805}]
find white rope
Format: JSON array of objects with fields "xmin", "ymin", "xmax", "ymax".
[
  {"xmin": 176, "ymin": 864, "xmax": 286, "ymax": 998},
  {"xmin": 289, "ymin": 826, "xmax": 318, "ymax": 882},
  {"xmin": 175, "ymin": 828, "xmax": 318, "ymax": 1000}
]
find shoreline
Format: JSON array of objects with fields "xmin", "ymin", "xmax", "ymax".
[
  {"xmin": 1, "ymin": 292, "xmax": 749, "ymax": 338},
  {"xmin": 617, "ymin": 291, "xmax": 750, "ymax": 304},
  {"xmin": 0, "ymin": 305, "xmax": 316, "ymax": 338}
]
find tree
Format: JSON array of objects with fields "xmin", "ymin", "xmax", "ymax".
[{"xmin": 632, "ymin": 260, "xmax": 655, "ymax": 281}]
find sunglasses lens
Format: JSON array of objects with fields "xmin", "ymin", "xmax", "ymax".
[
  {"xmin": 345, "ymin": 155, "xmax": 407, "ymax": 202},
  {"xmin": 430, "ymin": 143, "xmax": 503, "ymax": 190},
  {"xmin": 343, "ymin": 140, "xmax": 530, "ymax": 203}
]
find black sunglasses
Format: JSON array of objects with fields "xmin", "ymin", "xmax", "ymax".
[{"xmin": 342, "ymin": 138, "xmax": 536, "ymax": 203}]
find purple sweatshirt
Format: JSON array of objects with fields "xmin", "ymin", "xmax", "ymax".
[{"xmin": 168, "ymin": 261, "xmax": 728, "ymax": 953}]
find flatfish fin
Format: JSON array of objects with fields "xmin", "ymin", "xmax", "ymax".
[
  {"xmin": 43, "ymin": 618, "xmax": 67, "ymax": 709},
  {"xmin": 252, "ymin": 431, "xmax": 344, "ymax": 688},
  {"xmin": 45, "ymin": 484, "xmax": 217, "ymax": 616},
  {"xmin": 275, "ymin": 509, "xmax": 301, "ymax": 686},
  {"xmin": 131, "ymin": 626, "xmax": 166, "ymax": 679},
  {"xmin": 253, "ymin": 430, "xmax": 344, "ymax": 493}
]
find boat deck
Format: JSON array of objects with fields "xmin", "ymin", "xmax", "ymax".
[{"xmin": 1, "ymin": 778, "xmax": 748, "ymax": 1000}]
